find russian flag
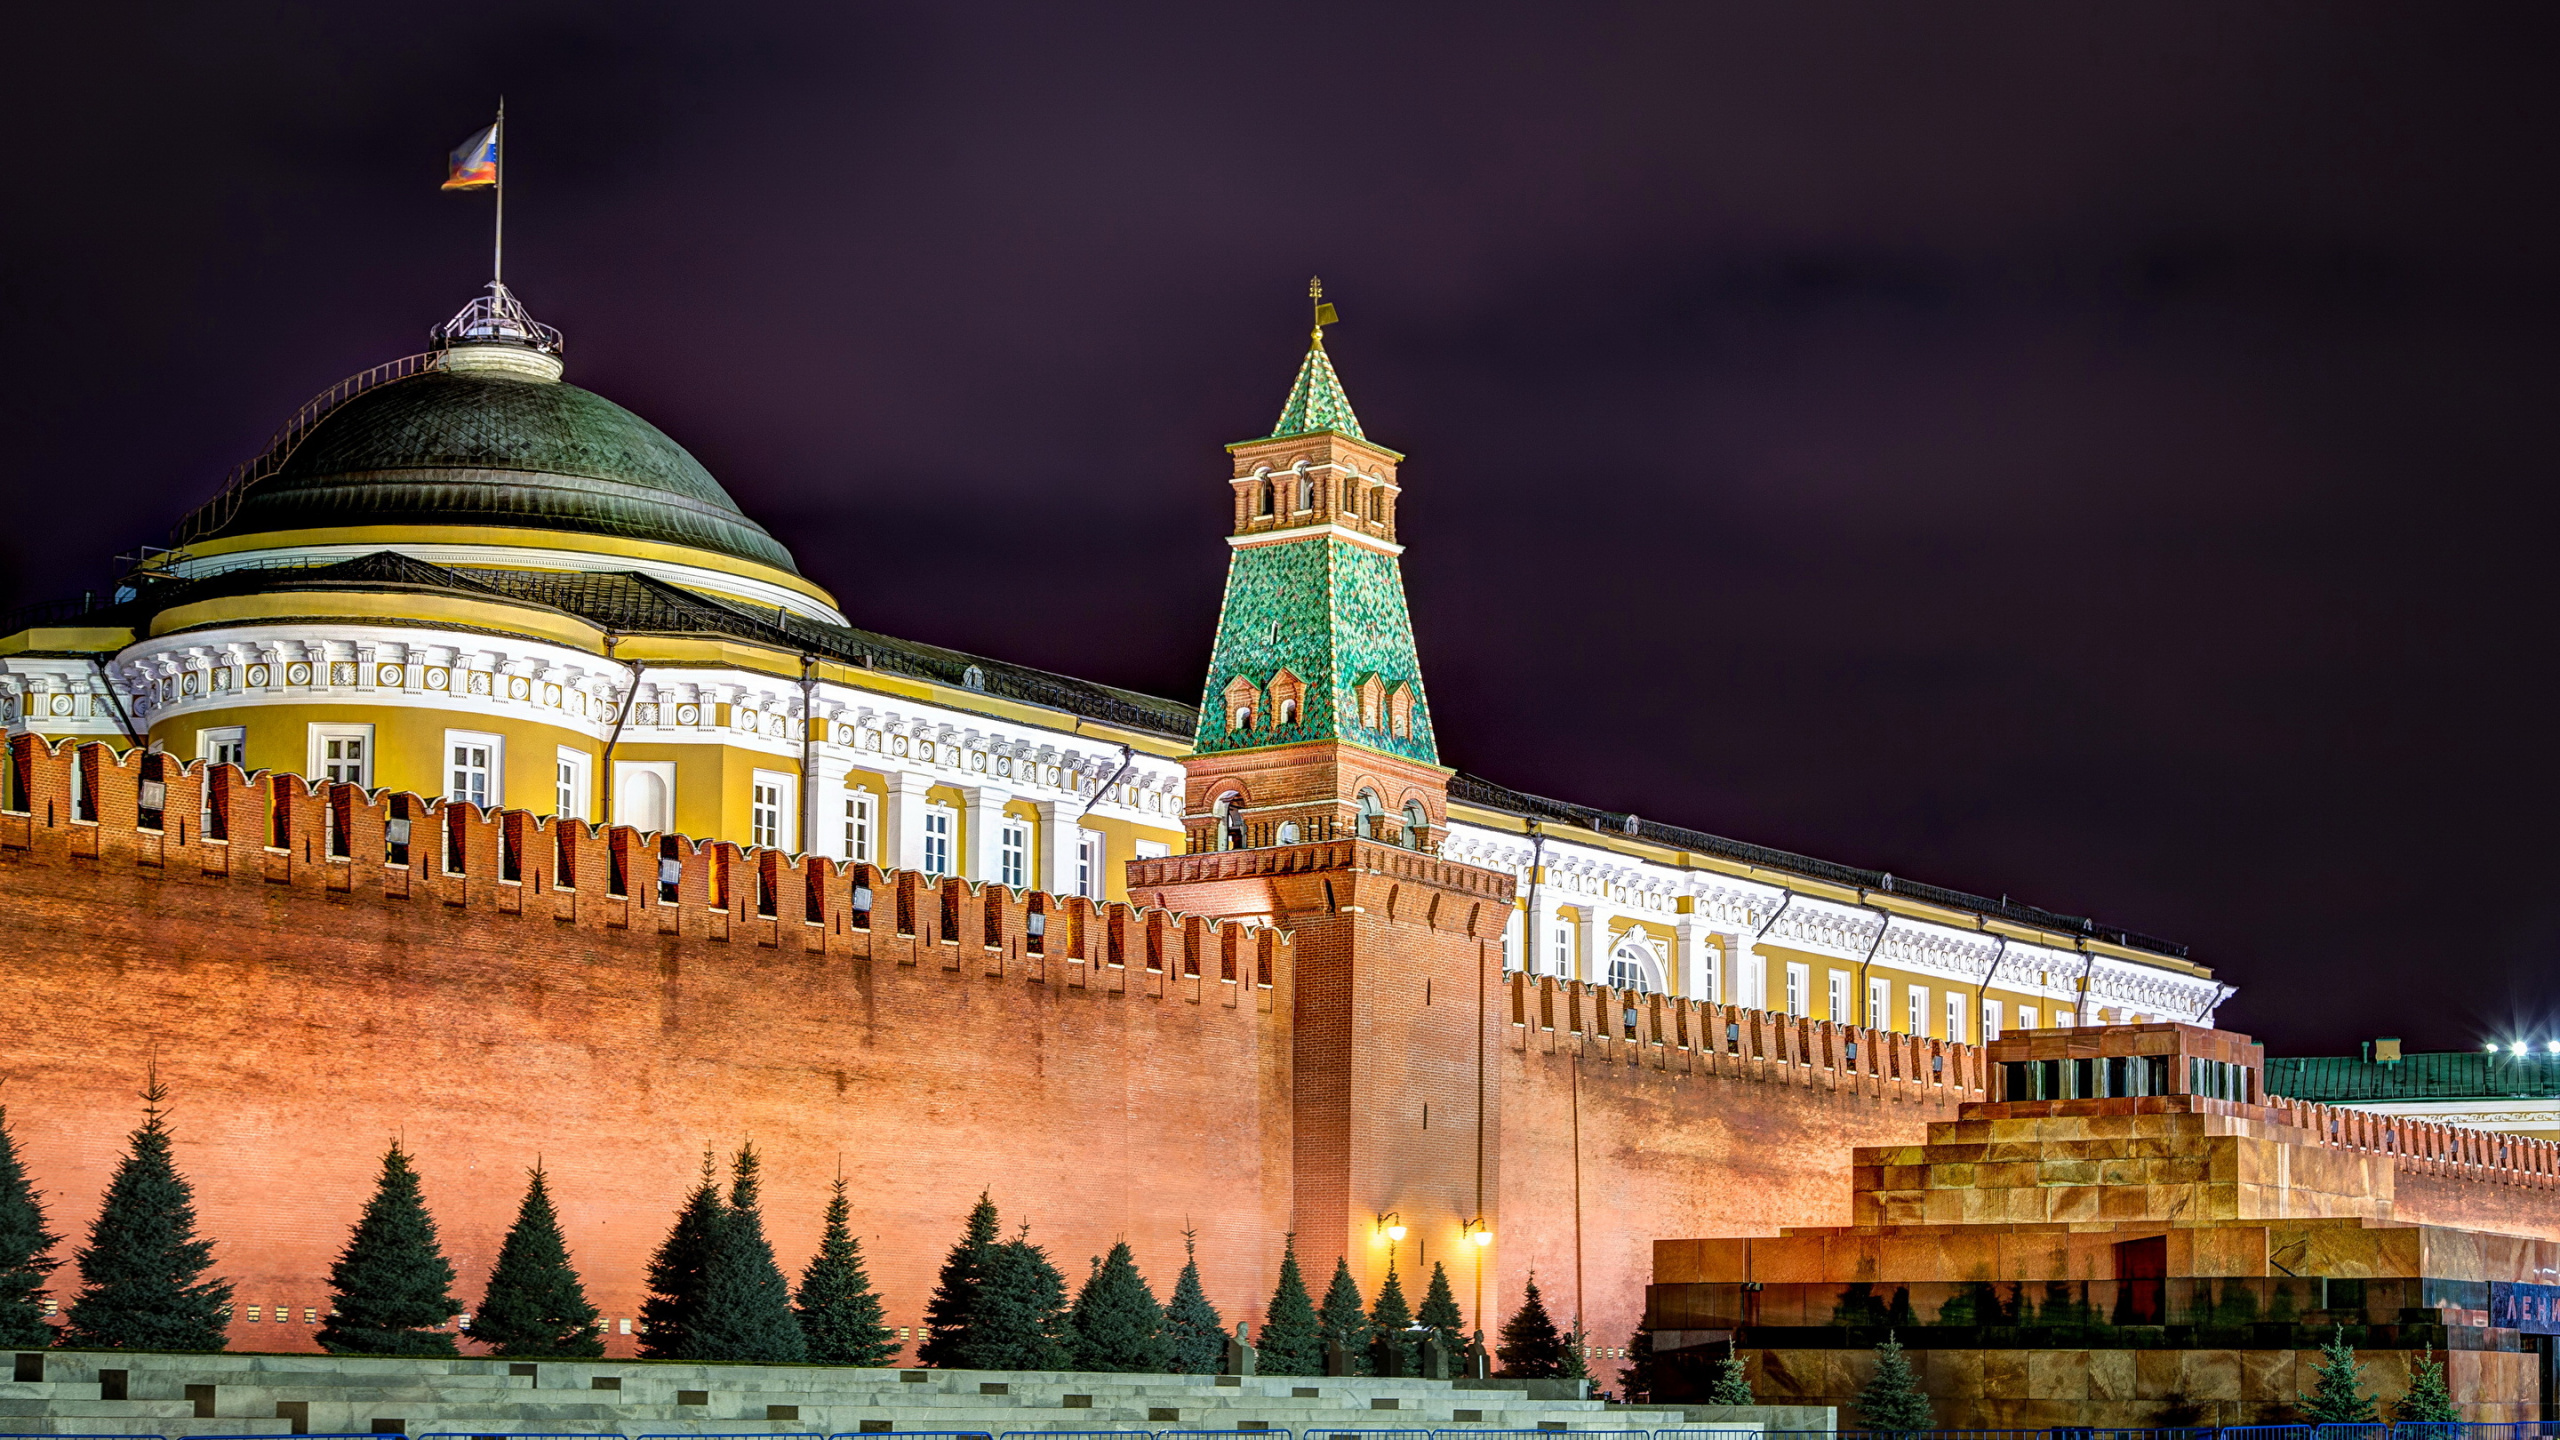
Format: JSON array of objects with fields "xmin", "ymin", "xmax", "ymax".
[{"xmin": 442, "ymin": 122, "xmax": 498, "ymax": 191}]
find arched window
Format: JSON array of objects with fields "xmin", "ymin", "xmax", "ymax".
[
  {"xmin": 1370, "ymin": 489, "xmax": 1385, "ymax": 522},
  {"xmin": 1297, "ymin": 473, "xmax": 1316, "ymax": 511},
  {"xmin": 1344, "ymin": 481, "xmax": 1362, "ymax": 517},
  {"xmin": 1276, "ymin": 820, "xmax": 1302, "ymax": 846},
  {"xmin": 1608, "ymin": 938, "xmax": 1659, "ymax": 995},
  {"xmin": 1279, "ymin": 698, "xmax": 1299, "ymax": 723},
  {"xmin": 1234, "ymin": 705, "xmax": 1255, "ymax": 731},
  {"xmin": 1357, "ymin": 789, "xmax": 1383, "ymax": 840},
  {"xmin": 1257, "ymin": 481, "xmax": 1274, "ymax": 517},
  {"xmin": 1402, "ymin": 800, "xmax": 1428, "ymax": 850}
]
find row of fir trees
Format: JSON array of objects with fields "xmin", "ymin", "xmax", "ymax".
[
  {"xmin": 2, "ymin": 1082, "xmax": 1637, "ymax": 1380},
  {"xmin": 0, "ymin": 1082, "xmax": 901, "ymax": 1359}
]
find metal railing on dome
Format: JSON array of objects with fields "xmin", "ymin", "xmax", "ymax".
[{"xmin": 170, "ymin": 349, "xmax": 451, "ymax": 548}]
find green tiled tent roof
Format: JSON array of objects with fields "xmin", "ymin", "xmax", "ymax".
[
  {"xmin": 197, "ymin": 370, "xmax": 801, "ymax": 574},
  {"xmin": 1270, "ymin": 332, "xmax": 1364, "ymax": 440}
]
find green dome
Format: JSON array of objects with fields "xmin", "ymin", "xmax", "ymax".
[{"xmin": 201, "ymin": 368, "xmax": 800, "ymax": 574}]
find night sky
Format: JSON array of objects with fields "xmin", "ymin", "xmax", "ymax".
[{"xmin": 6, "ymin": 5, "xmax": 2556, "ymax": 1056}]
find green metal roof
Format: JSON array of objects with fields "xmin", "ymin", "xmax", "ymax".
[
  {"xmin": 1270, "ymin": 330, "xmax": 1364, "ymax": 440},
  {"xmin": 2265, "ymin": 1051, "xmax": 2560, "ymax": 1103},
  {"xmin": 192, "ymin": 370, "xmax": 801, "ymax": 574}
]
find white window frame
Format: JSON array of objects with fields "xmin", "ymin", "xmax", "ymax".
[
  {"xmin": 1866, "ymin": 977, "xmax": 1888, "ymax": 1030},
  {"xmin": 199, "ymin": 726, "xmax": 247, "ymax": 769},
  {"xmin": 1133, "ymin": 838, "xmax": 1171, "ymax": 860},
  {"xmin": 1698, "ymin": 947, "xmax": 1719, "ymax": 1003},
  {"xmin": 922, "ymin": 804, "xmax": 956, "ymax": 877},
  {"xmin": 554, "ymin": 747, "xmax": 593, "ymax": 822},
  {"xmin": 1075, "ymin": 829, "xmax": 1103, "ymax": 898},
  {"xmin": 1908, "ymin": 986, "xmax": 1928, "ymax": 1037},
  {"xmin": 750, "ymin": 768, "xmax": 794, "ymax": 851},
  {"xmin": 444, "ymin": 730, "xmax": 503, "ymax": 810},
  {"xmin": 1827, "ymin": 971, "xmax": 1848, "ymax": 1024},
  {"xmin": 308, "ymin": 723, "xmax": 375, "ymax": 787},
  {"xmin": 1784, "ymin": 962, "xmax": 1809, "ymax": 1018},
  {"xmin": 613, "ymin": 760, "xmax": 676, "ymax": 833},
  {"xmin": 1552, "ymin": 919, "xmax": 1574, "ymax": 978},
  {"xmin": 1947, "ymin": 994, "xmax": 1967, "ymax": 1045},
  {"xmin": 2018, "ymin": 1005, "xmax": 2038, "ymax": 1032},
  {"xmin": 2055, "ymin": 1006, "xmax": 2077, "ymax": 1028},
  {"xmin": 1983, "ymin": 999, "xmax": 2003, "ymax": 1042},
  {"xmin": 844, "ymin": 790, "xmax": 876, "ymax": 864},
  {"xmin": 998, "ymin": 820, "xmax": 1028, "ymax": 890}
]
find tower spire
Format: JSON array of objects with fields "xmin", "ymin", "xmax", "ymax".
[{"xmin": 1271, "ymin": 276, "xmax": 1363, "ymax": 440}]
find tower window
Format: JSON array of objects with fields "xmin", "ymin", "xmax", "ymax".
[
  {"xmin": 1280, "ymin": 699, "xmax": 1298, "ymax": 723},
  {"xmin": 1357, "ymin": 788, "xmax": 1383, "ymax": 840},
  {"xmin": 1296, "ymin": 474, "xmax": 1315, "ymax": 511},
  {"xmin": 1257, "ymin": 482, "xmax": 1274, "ymax": 517},
  {"xmin": 1402, "ymin": 800, "xmax": 1428, "ymax": 851}
]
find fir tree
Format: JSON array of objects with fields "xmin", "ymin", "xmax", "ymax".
[
  {"xmin": 1161, "ymin": 1227, "xmax": 1225, "ymax": 1375},
  {"xmin": 1558, "ymin": 1320, "xmax": 1590, "ymax": 1381},
  {"xmin": 794, "ymin": 1175, "xmax": 896, "ymax": 1365},
  {"xmin": 1257, "ymin": 1235, "xmax": 1322, "ymax": 1376},
  {"xmin": 918, "ymin": 1191, "xmax": 1000, "ymax": 1368},
  {"xmin": 1617, "ymin": 1325, "xmax": 1658, "ymax": 1404},
  {"xmin": 60, "ymin": 1073, "xmax": 232, "ymax": 1350},
  {"xmin": 2396, "ymin": 1343, "xmax": 2459, "ymax": 1425},
  {"xmin": 1068, "ymin": 1240, "xmax": 1167, "ymax": 1372},
  {"xmin": 639, "ymin": 1152, "xmax": 724, "ymax": 1359},
  {"xmin": 1856, "ymin": 1332, "xmax": 1934, "ymax": 1433},
  {"xmin": 1707, "ymin": 1349, "xmax": 1755, "ymax": 1406},
  {"xmin": 1416, "ymin": 1261, "xmax": 1464, "ymax": 1356},
  {"xmin": 2301, "ymin": 1325, "xmax": 2378, "ymax": 1425},
  {"xmin": 317, "ymin": 1141, "xmax": 462, "ymax": 1355},
  {"xmin": 465, "ymin": 1164, "xmax": 603, "ymax": 1358},
  {"xmin": 1368, "ymin": 1263, "xmax": 1416, "ymax": 1376},
  {"xmin": 964, "ymin": 1227, "xmax": 1068, "ymax": 1370},
  {"xmin": 1494, "ymin": 1276, "xmax": 1568, "ymax": 1379},
  {"xmin": 693, "ymin": 1142, "xmax": 807, "ymax": 1363},
  {"xmin": 0, "ymin": 1105, "xmax": 61, "ymax": 1348},
  {"xmin": 1317, "ymin": 1255, "xmax": 1370, "ymax": 1375}
]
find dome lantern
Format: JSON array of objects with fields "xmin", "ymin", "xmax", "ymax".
[{"xmin": 433, "ymin": 282, "xmax": 565, "ymax": 383}]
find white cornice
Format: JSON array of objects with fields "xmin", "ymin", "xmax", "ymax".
[{"xmin": 1226, "ymin": 523, "xmax": 1403, "ymax": 557}]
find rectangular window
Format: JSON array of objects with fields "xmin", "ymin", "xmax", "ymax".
[
  {"xmin": 554, "ymin": 748, "xmax": 592, "ymax": 821},
  {"xmin": 1134, "ymin": 838, "xmax": 1171, "ymax": 860},
  {"xmin": 1982, "ymin": 1000, "xmax": 2002, "ymax": 1042},
  {"xmin": 2056, "ymin": 1007, "xmax": 2077, "ymax": 1027},
  {"xmin": 444, "ymin": 731, "xmax": 500, "ymax": 809},
  {"xmin": 1785, "ymin": 962, "xmax": 1808, "ymax": 1017},
  {"xmin": 1075, "ymin": 829, "xmax": 1103, "ymax": 898},
  {"xmin": 998, "ymin": 821, "xmax": 1028, "ymax": 889},
  {"xmin": 844, "ymin": 792, "xmax": 875, "ymax": 864},
  {"xmin": 2019, "ymin": 1006, "xmax": 2038, "ymax": 1031},
  {"xmin": 1947, "ymin": 994, "xmax": 1967, "ymax": 1045},
  {"xmin": 1553, "ymin": 921, "xmax": 1573, "ymax": 978},
  {"xmin": 311, "ymin": 725, "xmax": 373, "ymax": 786},
  {"xmin": 922, "ymin": 805, "xmax": 955, "ymax": 877},
  {"xmin": 1908, "ymin": 986, "xmax": 1928, "ymax": 1037},
  {"xmin": 1867, "ymin": 977, "xmax": 1888, "ymax": 1030},
  {"xmin": 751, "ymin": 778, "xmax": 785, "ymax": 849},
  {"xmin": 1699, "ymin": 948, "xmax": 1719, "ymax": 1003},
  {"xmin": 200, "ymin": 726, "xmax": 247, "ymax": 769},
  {"xmin": 1827, "ymin": 971, "xmax": 1848, "ymax": 1024}
]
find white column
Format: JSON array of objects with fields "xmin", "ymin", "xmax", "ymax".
[
  {"xmin": 805, "ymin": 752, "xmax": 853, "ymax": 858},
  {"xmin": 963, "ymin": 785, "xmax": 1011, "ymax": 883},
  {"xmin": 883, "ymin": 770, "xmax": 934, "ymax": 873},
  {"xmin": 1035, "ymin": 799, "xmax": 1081, "ymax": 896},
  {"xmin": 1577, "ymin": 904, "xmax": 1606, "ymax": 985},
  {"xmin": 1674, "ymin": 917, "xmax": 1708, "ymax": 1000},
  {"xmin": 1731, "ymin": 934, "xmax": 1765, "ymax": 1010}
]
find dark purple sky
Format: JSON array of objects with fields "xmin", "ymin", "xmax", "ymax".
[{"xmin": 7, "ymin": 4, "xmax": 2556, "ymax": 1055}]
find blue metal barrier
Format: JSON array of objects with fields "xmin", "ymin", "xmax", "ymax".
[
  {"xmin": 830, "ymin": 1432, "xmax": 996, "ymax": 1440},
  {"xmin": 1296, "ymin": 1427, "xmax": 1427, "ymax": 1440}
]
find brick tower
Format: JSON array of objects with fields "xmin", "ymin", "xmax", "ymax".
[{"xmin": 1131, "ymin": 284, "xmax": 1516, "ymax": 1306}]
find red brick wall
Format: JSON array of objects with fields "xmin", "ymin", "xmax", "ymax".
[
  {"xmin": 1496, "ymin": 983, "xmax": 1979, "ymax": 1365},
  {"xmin": 0, "ymin": 738, "xmax": 1295, "ymax": 1355}
]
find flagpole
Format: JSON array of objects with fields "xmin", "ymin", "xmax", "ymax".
[{"xmin": 492, "ymin": 98, "xmax": 505, "ymax": 288}]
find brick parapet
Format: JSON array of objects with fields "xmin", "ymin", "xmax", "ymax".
[{"xmin": 3, "ymin": 735, "xmax": 1292, "ymax": 1009}]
